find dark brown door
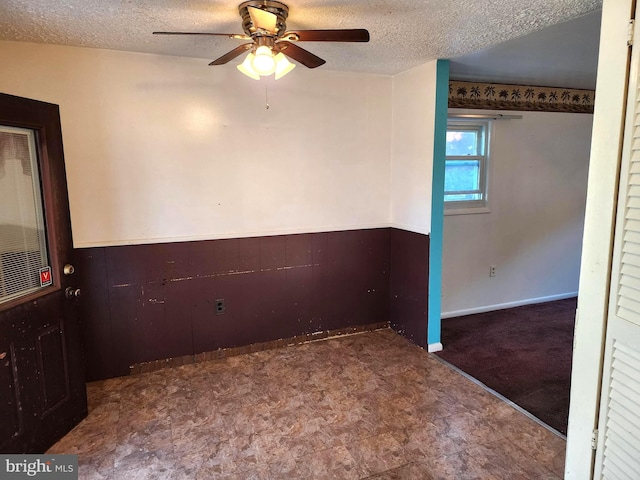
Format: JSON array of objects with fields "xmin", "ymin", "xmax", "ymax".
[{"xmin": 0, "ymin": 93, "xmax": 87, "ymax": 453}]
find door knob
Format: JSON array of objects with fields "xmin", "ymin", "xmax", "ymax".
[{"xmin": 65, "ymin": 287, "xmax": 81, "ymax": 299}]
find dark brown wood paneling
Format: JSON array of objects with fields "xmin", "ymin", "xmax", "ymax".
[
  {"xmin": 389, "ymin": 229, "xmax": 430, "ymax": 348},
  {"xmin": 190, "ymin": 277, "xmax": 219, "ymax": 354},
  {"xmin": 259, "ymin": 235, "xmax": 287, "ymax": 270},
  {"xmin": 310, "ymin": 232, "xmax": 329, "ymax": 330},
  {"xmin": 164, "ymin": 280, "xmax": 195, "ymax": 355},
  {"xmin": 188, "ymin": 240, "xmax": 218, "ymax": 277},
  {"xmin": 250, "ymin": 269, "xmax": 294, "ymax": 341},
  {"xmin": 105, "ymin": 245, "xmax": 137, "ymax": 286},
  {"xmin": 285, "ymin": 233, "xmax": 314, "ymax": 266},
  {"xmin": 134, "ymin": 281, "xmax": 169, "ymax": 360},
  {"xmin": 324, "ymin": 229, "xmax": 390, "ymax": 330},
  {"xmin": 75, "ymin": 248, "xmax": 114, "ymax": 379},
  {"xmin": 360, "ymin": 229, "xmax": 391, "ymax": 326},
  {"xmin": 107, "ymin": 282, "xmax": 138, "ymax": 376},
  {"xmin": 325, "ymin": 230, "xmax": 358, "ymax": 330},
  {"xmin": 208, "ymin": 272, "xmax": 260, "ymax": 349},
  {"xmin": 80, "ymin": 228, "xmax": 403, "ymax": 381},
  {"xmin": 284, "ymin": 263, "xmax": 316, "ymax": 333}
]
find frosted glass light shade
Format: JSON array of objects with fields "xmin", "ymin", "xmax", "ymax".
[
  {"xmin": 237, "ymin": 53, "xmax": 260, "ymax": 80},
  {"xmin": 274, "ymin": 53, "xmax": 295, "ymax": 80},
  {"xmin": 252, "ymin": 46, "xmax": 276, "ymax": 75},
  {"xmin": 237, "ymin": 49, "xmax": 295, "ymax": 80}
]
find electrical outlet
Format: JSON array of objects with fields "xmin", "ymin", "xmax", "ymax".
[
  {"xmin": 489, "ymin": 265, "xmax": 496, "ymax": 277},
  {"xmin": 215, "ymin": 299, "xmax": 225, "ymax": 314}
]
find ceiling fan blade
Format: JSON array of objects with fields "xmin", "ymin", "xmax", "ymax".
[
  {"xmin": 153, "ymin": 31, "xmax": 251, "ymax": 40},
  {"xmin": 276, "ymin": 41, "xmax": 325, "ymax": 69},
  {"xmin": 248, "ymin": 6, "xmax": 277, "ymax": 34},
  {"xmin": 283, "ymin": 29, "xmax": 370, "ymax": 42},
  {"xmin": 209, "ymin": 43, "xmax": 253, "ymax": 66}
]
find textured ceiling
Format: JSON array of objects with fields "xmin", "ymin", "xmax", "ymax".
[
  {"xmin": 0, "ymin": 0, "xmax": 602, "ymax": 76},
  {"xmin": 450, "ymin": 9, "xmax": 601, "ymax": 90}
]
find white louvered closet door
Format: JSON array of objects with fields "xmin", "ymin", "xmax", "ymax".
[{"xmin": 594, "ymin": 9, "xmax": 640, "ymax": 479}]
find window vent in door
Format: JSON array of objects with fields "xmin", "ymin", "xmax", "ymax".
[
  {"xmin": 600, "ymin": 339, "xmax": 640, "ymax": 478},
  {"xmin": 0, "ymin": 127, "xmax": 50, "ymax": 305}
]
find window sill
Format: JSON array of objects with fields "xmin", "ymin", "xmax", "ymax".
[{"xmin": 444, "ymin": 205, "xmax": 491, "ymax": 216}]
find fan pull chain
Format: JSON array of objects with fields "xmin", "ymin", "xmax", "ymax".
[{"xmin": 265, "ymin": 85, "xmax": 270, "ymax": 110}]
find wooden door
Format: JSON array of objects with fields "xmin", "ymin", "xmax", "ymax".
[{"xmin": 0, "ymin": 93, "xmax": 87, "ymax": 453}]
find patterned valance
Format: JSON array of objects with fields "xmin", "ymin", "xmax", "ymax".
[{"xmin": 448, "ymin": 80, "xmax": 594, "ymax": 114}]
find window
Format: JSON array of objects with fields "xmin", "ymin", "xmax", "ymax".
[
  {"xmin": 0, "ymin": 126, "xmax": 50, "ymax": 305},
  {"xmin": 445, "ymin": 119, "xmax": 491, "ymax": 212}
]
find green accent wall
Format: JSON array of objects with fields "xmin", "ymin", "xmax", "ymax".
[{"xmin": 428, "ymin": 59, "xmax": 449, "ymax": 346}]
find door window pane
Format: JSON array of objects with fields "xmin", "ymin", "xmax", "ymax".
[{"xmin": 0, "ymin": 126, "xmax": 50, "ymax": 304}]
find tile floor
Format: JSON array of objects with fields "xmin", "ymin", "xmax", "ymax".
[{"xmin": 48, "ymin": 329, "xmax": 566, "ymax": 479}]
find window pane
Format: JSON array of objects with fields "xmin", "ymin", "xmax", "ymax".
[
  {"xmin": 0, "ymin": 126, "xmax": 50, "ymax": 304},
  {"xmin": 445, "ymin": 193, "xmax": 482, "ymax": 202},
  {"xmin": 444, "ymin": 160, "xmax": 480, "ymax": 193},
  {"xmin": 446, "ymin": 130, "xmax": 479, "ymax": 156}
]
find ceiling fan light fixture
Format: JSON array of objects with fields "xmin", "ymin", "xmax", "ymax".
[
  {"xmin": 274, "ymin": 52, "xmax": 295, "ymax": 80},
  {"xmin": 237, "ymin": 53, "xmax": 260, "ymax": 80},
  {"xmin": 157, "ymin": 1, "xmax": 370, "ymax": 79},
  {"xmin": 252, "ymin": 45, "xmax": 277, "ymax": 75}
]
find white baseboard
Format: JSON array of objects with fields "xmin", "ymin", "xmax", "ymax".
[
  {"xmin": 428, "ymin": 342, "xmax": 443, "ymax": 353},
  {"xmin": 441, "ymin": 292, "xmax": 578, "ymax": 319}
]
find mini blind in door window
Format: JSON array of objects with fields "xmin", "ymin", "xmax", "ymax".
[{"xmin": 0, "ymin": 126, "xmax": 50, "ymax": 305}]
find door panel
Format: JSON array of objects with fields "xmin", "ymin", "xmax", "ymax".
[
  {"xmin": 0, "ymin": 93, "xmax": 86, "ymax": 453},
  {"xmin": 594, "ymin": 8, "xmax": 640, "ymax": 477},
  {"xmin": 0, "ymin": 346, "xmax": 21, "ymax": 443},
  {"xmin": 37, "ymin": 322, "xmax": 70, "ymax": 415},
  {"xmin": 595, "ymin": 320, "xmax": 640, "ymax": 477}
]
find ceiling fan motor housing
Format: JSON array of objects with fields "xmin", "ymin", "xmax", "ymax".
[{"xmin": 239, "ymin": 1, "xmax": 289, "ymax": 38}]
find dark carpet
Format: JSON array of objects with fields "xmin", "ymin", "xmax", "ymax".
[{"xmin": 435, "ymin": 297, "xmax": 577, "ymax": 435}]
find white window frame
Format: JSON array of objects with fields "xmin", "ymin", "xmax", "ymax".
[{"xmin": 444, "ymin": 118, "xmax": 492, "ymax": 215}]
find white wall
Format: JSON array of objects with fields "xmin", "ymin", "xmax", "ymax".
[
  {"xmin": 441, "ymin": 108, "xmax": 593, "ymax": 317},
  {"xmin": 0, "ymin": 41, "xmax": 392, "ymax": 247},
  {"xmin": 390, "ymin": 61, "xmax": 437, "ymax": 234}
]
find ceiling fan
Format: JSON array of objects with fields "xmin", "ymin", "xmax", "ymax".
[{"xmin": 153, "ymin": 0, "xmax": 370, "ymax": 80}]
